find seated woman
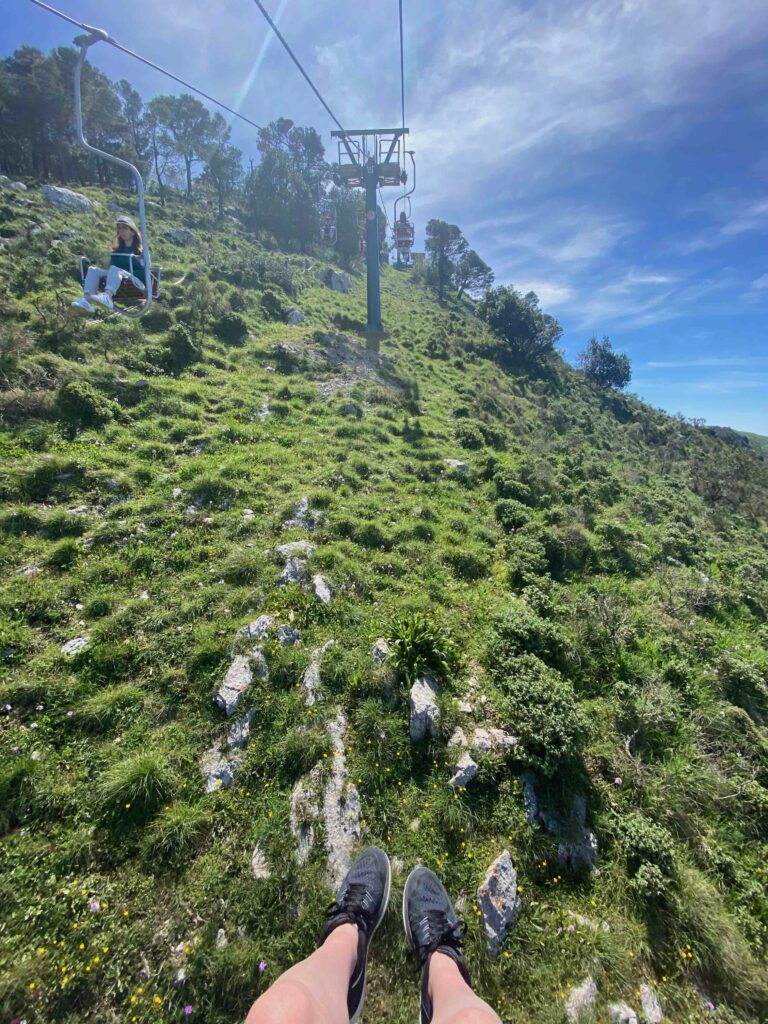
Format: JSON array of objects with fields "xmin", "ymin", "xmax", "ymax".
[{"xmin": 71, "ymin": 215, "xmax": 146, "ymax": 313}]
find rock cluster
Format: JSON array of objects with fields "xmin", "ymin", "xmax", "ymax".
[{"xmin": 409, "ymin": 674, "xmax": 440, "ymax": 740}]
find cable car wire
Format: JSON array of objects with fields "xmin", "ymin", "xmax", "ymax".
[
  {"xmin": 249, "ymin": 0, "xmax": 345, "ymax": 133},
  {"xmin": 398, "ymin": 0, "xmax": 406, "ymax": 137},
  {"xmin": 26, "ymin": 0, "xmax": 263, "ymax": 130}
]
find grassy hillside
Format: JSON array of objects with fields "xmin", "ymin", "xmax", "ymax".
[{"xmin": 1, "ymin": 183, "xmax": 767, "ymax": 1024}]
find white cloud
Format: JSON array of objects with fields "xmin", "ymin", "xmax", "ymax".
[{"xmin": 513, "ymin": 280, "xmax": 574, "ymax": 307}]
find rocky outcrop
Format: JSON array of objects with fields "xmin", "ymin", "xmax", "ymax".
[
  {"xmin": 323, "ymin": 712, "xmax": 362, "ymax": 887},
  {"xmin": 449, "ymin": 752, "xmax": 478, "ymax": 788},
  {"xmin": 41, "ymin": 185, "xmax": 93, "ymax": 211},
  {"xmin": 167, "ymin": 227, "xmax": 196, "ymax": 246},
  {"xmin": 639, "ymin": 985, "xmax": 663, "ymax": 1024},
  {"xmin": 409, "ymin": 674, "xmax": 440, "ymax": 740},
  {"xmin": 608, "ymin": 1005, "xmax": 638, "ymax": 1024},
  {"xmin": 61, "ymin": 636, "xmax": 90, "ymax": 656},
  {"xmin": 251, "ymin": 845, "xmax": 272, "ymax": 880},
  {"xmin": 302, "ymin": 640, "xmax": 335, "ymax": 706},
  {"xmin": 214, "ymin": 649, "xmax": 269, "ymax": 716},
  {"xmin": 312, "ymin": 574, "xmax": 333, "ymax": 604},
  {"xmin": 201, "ymin": 746, "xmax": 242, "ymax": 792},
  {"xmin": 566, "ymin": 977, "xmax": 598, "ymax": 1023},
  {"xmin": 476, "ymin": 850, "xmax": 521, "ymax": 957},
  {"xmin": 319, "ymin": 269, "xmax": 352, "ymax": 293},
  {"xmin": 282, "ymin": 497, "xmax": 325, "ymax": 532},
  {"xmin": 444, "ymin": 458, "xmax": 469, "ymax": 474}
]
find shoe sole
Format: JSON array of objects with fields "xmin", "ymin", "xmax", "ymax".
[
  {"xmin": 402, "ymin": 867, "xmax": 455, "ymax": 1024},
  {"xmin": 350, "ymin": 848, "xmax": 391, "ymax": 1024}
]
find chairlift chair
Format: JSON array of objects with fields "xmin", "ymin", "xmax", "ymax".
[
  {"xmin": 392, "ymin": 151, "xmax": 416, "ymax": 268},
  {"xmin": 72, "ymin": 27, "xmax": 158, "ymax": 318}
]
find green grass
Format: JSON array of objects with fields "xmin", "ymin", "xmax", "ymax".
[{"xmin": 0, "ymin": 183, "xmax": 766, "ymax": 1023}]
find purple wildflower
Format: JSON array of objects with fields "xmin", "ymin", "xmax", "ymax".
[
  {"xmin": 89, "ymin": 900, "xmax": 101, "ymax": 913},
  {"xmin": 66, "ymin": 710, "xmax": 74, "ymax": 717},
  {"xmin": 258, "ymin": 960, "xmax": 268, "ymax": 973},
  {"xmin": 183, "ymin": 1006, "xmax": 194, "ymax": 1016},
  {"xmin": 613, "ymin": 776, "xmax": 622, "ymax": 785}
]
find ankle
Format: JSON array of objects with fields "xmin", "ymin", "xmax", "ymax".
[
  {"xmin": 428, "ymin": 951, "xmax": 465, "ymax": 997},
  {"xmin": 321, "ymin": 921, "xmax": 358, "ymax": 953}
]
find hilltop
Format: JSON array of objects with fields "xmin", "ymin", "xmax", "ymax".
[{"xmin": 1, "ymin": 182, "xmax": 767, "ymax": 1024}]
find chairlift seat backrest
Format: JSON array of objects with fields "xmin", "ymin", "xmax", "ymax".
[{"xmin": 78, "ymin": 255, "xmax": 161, "ymax": 302}]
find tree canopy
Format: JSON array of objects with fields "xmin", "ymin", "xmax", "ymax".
[
  {"xmin": 477, "ymin": 285, "xmax": 563, "ymax": 368},
  {"xmin": 578, "ymin": 335, "xmax": 632, "ymax": 390}
]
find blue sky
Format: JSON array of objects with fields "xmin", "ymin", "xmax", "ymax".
[{"xmin": 5, "ymin": 0, "xmax": 768, "ymax": 432}]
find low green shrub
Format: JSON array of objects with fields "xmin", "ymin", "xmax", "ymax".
[
  {"xmin": 214, "ymin": 312, "xmax": 248, "ymax": 345},
  {"xmin": 494, "ymin": 653, "xmax": 584, "ymax": 776},
  {"xmin": 487, "ymin": 599, "xmax": 565, "ymax": 672},
  {"xmin": 55, "ymin": 380, "xmax": 117, "ymax": 429},
  {"xmin": 97, "ymin": 750, "xmax": 174, "ymax": 823},
  {"xmin": 494, "ymin": 498, "xmax": 530, "ymax": 531},
  {"xmin": 143, "ymin": 801, "xmax": 211, "ymax": 864},
  {"xmin": 163, "ymin": 323, "xmax": 202, "ymax": 371},
  {"xmin": 618, "ymin": 812, "xmax": 676, "ymax": 901}
]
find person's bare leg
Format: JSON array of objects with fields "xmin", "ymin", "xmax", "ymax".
[
  {"xmin": 244, "ymin": 923, "xmax": 357, "ymax": 1024},
  {"xmin": 429, "ymin": 951, "xmax": 501, "ymax": 1024}
]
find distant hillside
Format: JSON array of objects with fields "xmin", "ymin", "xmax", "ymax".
[
  {"xmin": 1, "ymin": 181, "xmax": 767, "ymax": 1024},
  {"xmin": 706, "ymin": 424, "xmax": 768, "ymax": 459}
]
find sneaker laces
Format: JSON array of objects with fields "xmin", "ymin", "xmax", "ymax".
[
  {"xmin": 414, "ymin": 910, "xmax": 466, "ymax": 967},
  {"xmin": 325, "ymin": 881, "xmax": 373, "ymax": 933}
]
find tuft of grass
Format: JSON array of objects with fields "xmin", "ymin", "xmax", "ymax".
[
  {"xmin": 97, "ymin": 750, "xmax": 175, "ymax": 823},
  {"xmin": 143, "ymin": 801, "xmax": 212, "ymax": 865},
  {"xmin": 385, "ymin": 609, "xmax": 457, "ymax": 685}
]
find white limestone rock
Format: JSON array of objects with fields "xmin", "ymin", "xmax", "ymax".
[
  {"xmin": 457, "ymin": 700, "xmax": 473, "ymax": 714},
  {"xmin": 448, "ymin": 727, "xmax": 468, "ymax": 748},
  {"xmin": 409, "ymin": 674, "xmax": 440, "ymax": 741},
  {"xmin": 449, "ymin": 752, "xmax": 478, "ymax": 788},
  {"xmin": 472, "ymin": 728, "xmax": 494, "ymax": 754},
  {"xmin": 215, "ymin": 649, "xmax": 268, "ymax": 716},
  {"xmin": 167, "ymin": 227, "xmax": 196, "ymax": 246},
  {"xmin": 251, "ymin": 844, "xmax": 272, "ymax": 880},
  {"xmin": 290, "ymin": 768, "xmax": 322, "ymax": 865},
  {"xmin": 215, "ymin": 928, "xmax": 228, "ymax": 949},
  {"xmin": 302, "ymin": 639, "xmax": 335, "ymax": 706},
  {"xmin": 286, "ymin": 308, "xmax": 305, "ymax": 325},
  {"xmin": 280, "ymin": 557, "xmax": 308, "ymax": 585},
  {"xmin": 239, "ymin": 614, "xmax": 273, "ymax": 641},
  {"xmin": 444, "ymin": 458, "xmax": 469, "ymax": 474},
  {"xmin": 371, "ymin": 638, "xmax": 390, "ymax": 666},
  {"xmin": 476, "ymin": 850, "xmax": 522, "ymax": 957},
  {"xmin": 257, "ymin": 403, "xmax": 270, "ymax": 421},
  {"xmin": 277, "ymin": 540, "xmax": 316, "ymax": 558},
  {"xmin": 312, "ymin": 574, "xmax": 333, "ymax": 604},
  {"xmin": 609, "ymin": 1004, "xmax": 638, "ymax": 1024},
  {"xmin": 323, "ymin": 711, "xmax": 361, "ymax": 887},
  {"xmin": 489, "ymin": 727, "xmax": 518, "ymax": 751},
  {"xmin": 566, "ymin": 977, "xmax": 598, "ymax": 1023},
  {"xmin": 282, "ymin": 497, "xmax": 324, "ymax": 532},
  {"xmin": 277, "ymin": 624, "xmax": 300, "ymax": 646},
  {"xmin": 42, "ymin": 184, "xmax": 93, "ymax": 211},
  {"xmin": 227, "ymin": 709, "xmax": 255, "ymax": 749},
  {"xmin": 201, "ymin": 747, "xmax": 242, "ymax": 792},
  {"xmin": 61, "ymin": 636, "xmax": 90, "ymax": 656},
  {"xmin": 640, "ymin": 984, "xmax": 663, "ymax": 1024}
]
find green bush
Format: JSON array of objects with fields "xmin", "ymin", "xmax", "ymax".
[
  {"xmin": 494, "ymin": 498, "xmax": 530, "ymax": 531},
  {"xmin": 494, "ymin": 653, "xmax": 584, "ymax": 776},
  {"xmin": 140, "ymin": 304, "xmax": 174, "ymax": 333},
  {"xmin": 618, "ymin": 812, "xmax": 676, "ymax": 901},
  {"xmin": 487, "ymin": 600, "xmax": 565, "ymax": 672},
  {"xmin": 214, "ymin": 312, "xmax": 248, "ymax": 345},
  {"xmin": 55, "ymin": 380, "xmax": 117, "ymax": 429},
  {"xmin": 454, "ymin": 421, "xmax": 484, "ymax": 450},
  {"xmin": 716, "ymin": 651, "xmax": 768, "ymax": 722},
  {"xmin": 494, "ymin": 468, "xmax": 533, "ymax": 504},
  {"xmin": 0, "ymin": 507, "xmax": 43, "ymax": 535},
  {"xmin": 163, "ymin": 323, "xmax": 202, "ymax": 372},
  {"xmin": 261, "ymin": 288, "xmax": 289, "ymax": 320},
  {"xmin": 445, "ymin": 544, "xmax": 490, "ymax": 581}
]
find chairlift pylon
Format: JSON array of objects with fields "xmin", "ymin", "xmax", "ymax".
[{"xmin": 73, "ymin": 28, "xmax": 159, "ymax": 318}]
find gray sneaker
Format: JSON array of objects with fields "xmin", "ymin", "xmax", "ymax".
[
  {"xmin": 91, "ymin": 291, "xmax": 114, "ymax": 310},
  {"xmin": 403, "ymin": 867, "xmax": 471, "ymax": 1024},
  {"xmin": 71, "ymin": 296, "xmax": 95, "ymax": 314},
  {"xmin": 318, "ymin": 846, "xmax": 391, "ymax": 1023}
]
